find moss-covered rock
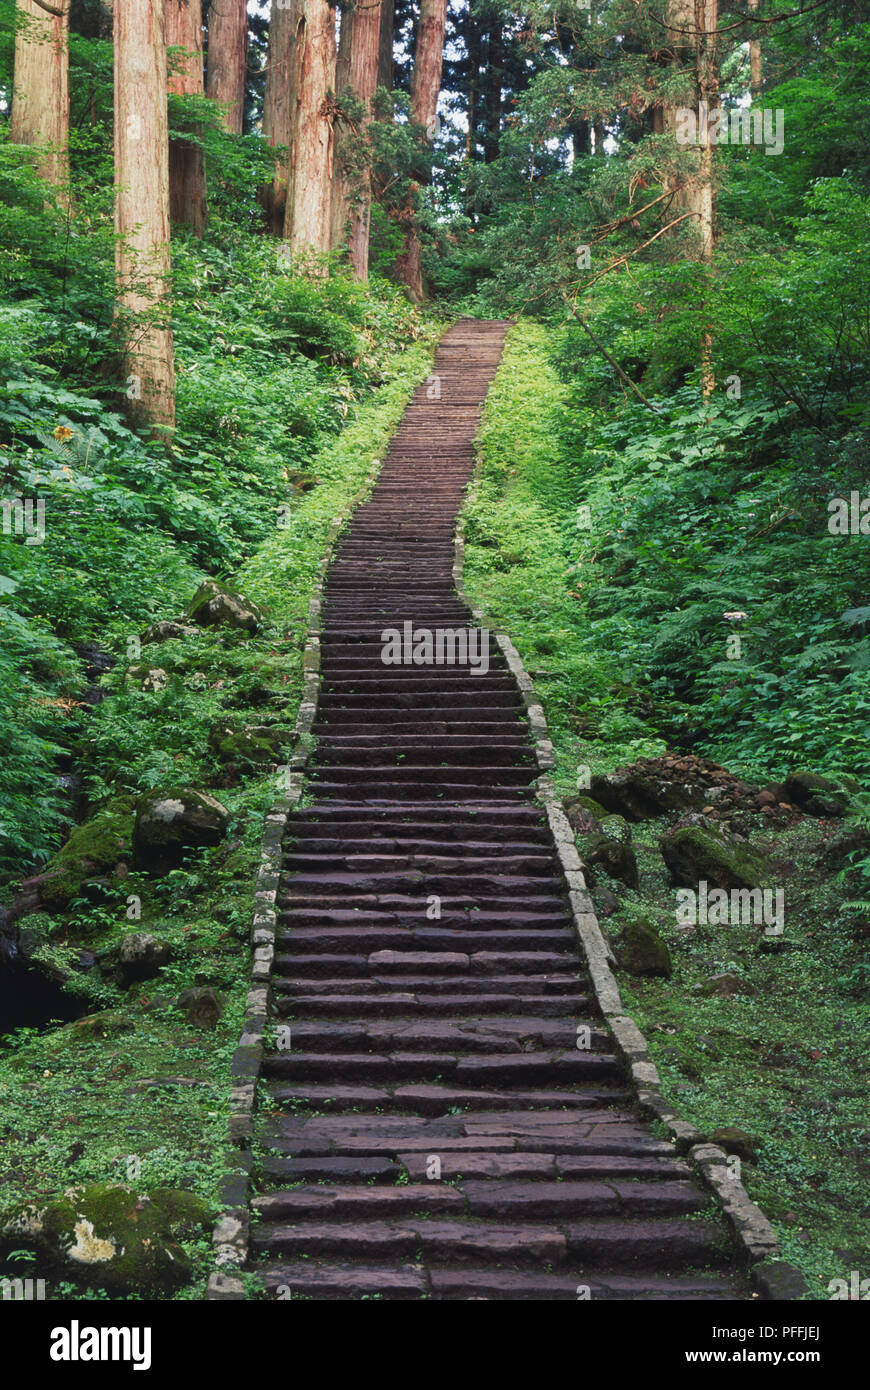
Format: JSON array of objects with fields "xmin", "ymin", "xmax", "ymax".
[
  {"xmin": 703, "ymin": 971, "xmax": 756, "ymax": 998},
  {"xmin": 784, "ymin": 772, "xmax": 852, "ymax": 818},
  {"xmin": 660, "ymin": 824, "xmax": 774, "ymax": 890},
  {"xmin": 60, "ymin": 1011, "xmax": 136, "ymax": 1042},
  {"xmin": 599, "ymin": 812, "xmax": 632, "ymax": 845},
  {"xmin": 582, "ymin": 833, "xmax": 639, "ymax": 889},
  {"xmin": 0, "ymin": 1184, "xmax": 210, "ymax": 1293},
  {"xmin": 116, "ymin": 933, "xmax": 171, "ymax": 987},
  {"xmin": 591, "ymin": 768, "xmax": 704, "ymax": 821},
  {"xmin": 124, "ymin": 665, "xmax": 168, "ymax": 692},
  {"xmin": 176, "ymin": 985, "xmax": 225, "ymax": 1029},
  {"xmin": 186, "ymin": 581, "xmax": 261, "ymax": 634},
  {"xmin": 821, "ymin": 825, "xmax": 870, "ymax": 870},
  {"xmin": 141, "ymin": 620, "xmax": 199, "ymax": 645},
  {"xmin": 208, "ymin": 720, "xmax": 290, "ymax": 770},
  {"xmin": 132, "ymin": 788, "xmax": 229, "ymax": 874},
  {"xmin": 37, "ymin": 801, "xmax": 134, "ymax": 910},
  {"xmin": 287, "ymin": 470, "xmax": 318, "ymax": 493},
  {"xmin": 616, "ymin": 919, "xmax": 672, "ymax": 977},
  {"xmin": 710, "ymin": 1126, "xmax": 762, "ymax": 1163},
  {"xmin": 564, "ymin": 796, "xmax": 605, "ymax": 835}
]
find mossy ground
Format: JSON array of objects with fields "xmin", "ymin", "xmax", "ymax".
[
  {"xmin": 0, "ymin": 326, "xmax": 440, "ymax": 1299},
  {"xmin": 462, "ymin": 319, "xmax": 870, "ymax": 1298}
]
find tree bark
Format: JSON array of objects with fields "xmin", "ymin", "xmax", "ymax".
[
  {"xmin": 206, "ymin": 0, "xmax": 248, "ymax": 133},
  {"xmin": 377, "ymin": 0, "xmax": 393, "ymax": 90},
  {"xmin": 660, "ymin": 0, "xmax": 717, "ymax": 391},
  {"xmin": 394, "ymin": 0, "xmax": 446, "ymax": 300},
  {"xmin": 330, "ymin": 0, "xmax": 382, "ymax": 278},
  {"xmin": 166, "ymin": 0, "xmax": 207, "ymax": 233},
  {"xmin": 690, "ymin": 0, "xmax": 717, "ymax": 264},
  {"xmin": 284, "ymin": 0, "xmax": 337, "ymax": 263},
  {"xmin": 662, "ymin": 0, "xmax": 696, "ymax": 216},
  {"xmin": 694, "ymin": 0, "xmax": 718, "ymax": 394},
  {"xmin": 462, "ymin": 6, "xmax": 481, "ymax": 217},
  {"xmin": 262, "ymin": 0, "xmax": 297, "ymax": 236},
  {"xmin": 114, "ymin": 0, "xmax": 176, "ymax": 431},
  {"xmin": 10, "ymin": 0, "xmax": 70, "ymax": 192},
  {"xmin": 748, "ymin": 0, "xmax": 762, "ymax": 97},
  {"xmin": 483, "ymin": 19, "xmax": 502, "ymax": 163},
  {"xmin": 464, "ymin": 9, "xmax": 480, "ymax": 161}
]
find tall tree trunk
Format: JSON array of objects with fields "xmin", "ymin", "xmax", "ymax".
[
  {"xmin": 166, "ymin": 0, "xmax": 207, "ymax": 233},
  {"xmin": 115, "ymin": 0, "xmax": 176, "ymax": 431},
  {"xmin": 394, "ymin": 0, "xmax": 446, "ymax": 300},
  {"xmin": 206, "ymin": 0, "xmax": 248, "ymax": 133},
  {"xmin": 284, "ymin": 0, "xmax": 337, "ymax": 262},
  {"xmin": 662, "ymin": 0, "xmax": 695, "ymax": 212},
  {"xmin": 483, "ymin": 19, "xmax": 501, "ymax": 163},
  {"xmin": 464, "ymin": 11, "xmax": 480, "ymax": 161},
  {"xmin": 377, "ymin": 0, "xmax": 393, "ymax": 90},
  {"xmin": 330, "ymin": 0, "xmax": 382, "ymax": 278},
  {"xmin": 262, "ymin": 0, "xmax": 297, "ymax": 236},
  {"xmin": 462, "ymin": 7, "xmax": 481, "ymax": 217},
  {"xmin": 693, "ymin": 0, "xmax": 718, "ymax": 394},
  {"xmin": 747, "ymin": 0, "xmax": 762, "ymax": 96},
  {"xmin": 10, "ymin": 0, "xmax": 70, "ymax": 192},
  {"xmin": 660, "ymin": 0, "xmax": 717, "ymax": 391}
]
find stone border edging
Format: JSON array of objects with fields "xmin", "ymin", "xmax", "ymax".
[{"xmin": 452, "ymin": 343, "xmax": 794, "ymax": 1299}]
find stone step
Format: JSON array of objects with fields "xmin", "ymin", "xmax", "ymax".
[
  {"xmin": 256, "ymin": 1108, "xmax": 677, "ymax": 1158},
  {"xmin": 261, "ymin": 1050, "xmax": 623, "ymax": 1085},
  {"xmin": 275, "ymin": 951, "xmax": 578, "ymax": 980},
  {"xmin": 281, "ymin": 851, "xmax": 556, "ymax": 874},
  {"xmin": 273, "ymin": 992, "xmax": 588, "ymax": 1018},
  {"xmin": 251, "ymin": 1179, "xmax": 704, "ymax": 1222},
  {"xmin": 261, "ymin": 1081, "xmax": 629, "ymax": 1115},
  {"xmin": 252, "ymin": 1216, "xmax": 728, "ymax": 1270},
  {"xmin": 271, "ymin": 972, "xmax": 585, "ymax": 997},
  {"xmin": 265, "ymin": 1018, "xmax": 606, "ymax": 1054},
  {"xmin": 253, "ymin": 1260, "xmax": 740, "ymax": 1302},
  {"xmin": 276, "ymin": 905, "xmax": 572, "ymax": 926},
  {"xmin": 273, "ymin": 930, "xmax": 575, "ymax": 958},
  {"xmin": 278, "ymin": 870, "xmax": 561, "ymax": 897}
]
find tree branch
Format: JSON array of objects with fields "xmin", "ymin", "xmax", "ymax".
[
  {"xmin": 582, "ymin": 212, "xmax": 697, "ymax": 288},
  {"xmin": 28, "ymin": 0, "xmax": 69, "ymax": 17},
  {"xmin": 561, "ymin": 291, "xmax": 663, "ymax": 414}
]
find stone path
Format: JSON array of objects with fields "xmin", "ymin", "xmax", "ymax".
[{"xmin": 249, "ymin": 320, "xmax": 745, "ymax": 1300}]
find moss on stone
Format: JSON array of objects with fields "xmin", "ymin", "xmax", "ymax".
[
  {"xmin": 38, "ymin": 800, "xmax": 134, "ymax": 909},
  {"xmin": 0, "ymin": 1183, "xmax": 211, "ymax": 1293},
  {"xmin": 660, "ymin": 824, "xmax": 774, "ymax": 890},
  {"xmin": 617, "ymin": 919, "xmax": 673, "ymax": 977}
]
